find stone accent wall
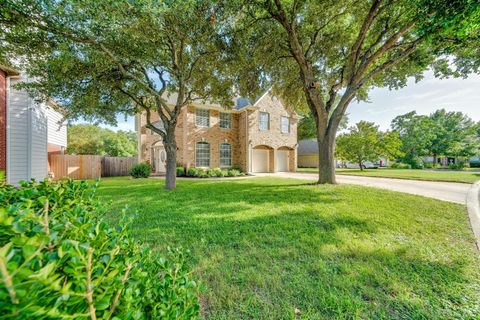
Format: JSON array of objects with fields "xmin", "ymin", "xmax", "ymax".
[{"xmin": 0, "ymin": 70, "xmax": 6, "ymax": 172}]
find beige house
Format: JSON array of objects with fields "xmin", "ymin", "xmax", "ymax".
[{"xmin": 136, "ymin": 90, "xmax": 299, "ymax": 174}]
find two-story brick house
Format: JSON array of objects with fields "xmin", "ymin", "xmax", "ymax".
[{"xmin": 136, "ymin": 90, "xmax": 299, "ymax": 174}]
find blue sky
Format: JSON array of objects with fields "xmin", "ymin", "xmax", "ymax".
[{"xmin": 94, "ymin": 71, "xmax": 480, "ymax": 132}]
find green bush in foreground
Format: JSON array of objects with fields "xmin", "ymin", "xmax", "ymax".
[
  {"xmin": 0, "ymin": 179, "xmax": 200, "ymax": 319},
  {"xmin": 129, "ymin": 163, "xmax": 152, "ymax": 178}
]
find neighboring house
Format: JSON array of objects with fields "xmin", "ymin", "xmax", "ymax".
[
  {"xmin": 298, "ymin": 139, "xmax": 388, "ymax": 168},
  {"xmin": 0, "ymin": 65, "xmax": 67, "ymax": 185},
  {"xmin": 136, "ymin": 90, "xmax": 299, "ymax": 174}
]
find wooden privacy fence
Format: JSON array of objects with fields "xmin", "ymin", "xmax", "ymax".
[
  {"xmin": 102, "ymin": 156, "xmax": 137, "ymax": 177},
  {"xmin": 50, "ymin": 155, "xmax": 137, "ymax": 180}
]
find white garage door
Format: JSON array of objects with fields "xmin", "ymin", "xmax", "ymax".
[
  {"xmin": 276, "ymin": 150, "xmax": 289, "ymax": 172},
  {"xmin": 252, "ymin": 149, "xmax": 269, "ymax": 173}
]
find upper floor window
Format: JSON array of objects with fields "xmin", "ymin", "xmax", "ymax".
[
  {"xmin": 220, "ymin": 112, "xmax": 232, "ymax": 129},
  {"xmin": 259, "ymin": 112, "xmax": 270, "ymax": 131},
  {"xmin": 195, "ymin": 108, "xmax": 210, "ymax": 127},
  {"xmin": 281, "ymin": 116, "xmax": 290, "ymax": 134},
  {"xmin": 219, "ymin": 143, "xmax": 232, "ymax": 167},
  {"xmin": 196, "ymin": 142, "xmax": 210, "ymax": 167}
]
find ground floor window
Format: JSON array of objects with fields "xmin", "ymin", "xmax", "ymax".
[
  {"xmin": 220, "ymin": 143, "xmax": 232, "ymax": 167},
  {"xmin": 196, "ymin": 142, "xmax": 210, "ymax": 167}
]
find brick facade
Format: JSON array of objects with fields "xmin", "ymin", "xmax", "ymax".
[
  {"xmin": 137, "ymin": 91, "xmax": 299, "ymax": 173},
  {"xmin": 0, "ymin": 69, "xmax": 6, "ymax": 172}
]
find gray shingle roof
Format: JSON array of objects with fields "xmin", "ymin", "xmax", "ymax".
[{"xmin": 298, "ymin": 139, "xmax": 318, "ymax": 155}]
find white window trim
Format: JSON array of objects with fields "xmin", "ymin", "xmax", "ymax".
[
  {"xmin": 281, "ymin": 116, "xmax": 290, "ymax": 134},
  {"xmin": 219, "ymin": 112, "xmax": 232, "ymax": 130},
  {"xmin": 259, "ymin": 112, "xmax": 270, "ymax": 131},
  {"xmin": 195, "ymin": 141, "xmax": 210, "ymax": 168},
  {"xmin": 195, "ymin": 108, "xmax": 210, "ymax": 128},
  {"xmin": 219, "ymin": 143, "xmax": 232, "ymax": 168}
]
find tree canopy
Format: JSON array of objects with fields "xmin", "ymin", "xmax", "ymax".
[
  {"xmin": 336, "ymin": 121, "xmax": 403, "ymax": 169},
  {"xmin": 230, "ymin": 0, "xmax": 479, "ymax": 183},
  {"xmin": 0, "ymin": 0, "xmax": 235, "ymax": 189},
  {"xmin": 67, "ymin": 124, "xmax": 137, "ymax": 157},
  {"xmin": 391, "ymin": 109, "xmax": 479, "ymax": 165}
]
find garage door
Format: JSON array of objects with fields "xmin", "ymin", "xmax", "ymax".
[
  {"xmin": 276, "ymin": 150, "xmax": 289, "ymax": 172},
  {"xmin": 252, "ymin": 149, "xmax": 269, "ymax": 173}
]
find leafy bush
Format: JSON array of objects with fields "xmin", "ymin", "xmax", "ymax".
[
  {"xmin": 227, "ymin": 169, "xmax": 242, "ymax": 177},
  {"xmin": 176, "ymin": 167, "xmax": 185, "ymax": 177},
  {"xmin": 448, "ymin": 161, "xmax": 467, "ymax": 170},
  {"xmin": 185, "ymin": 167, "xmax": 245, "ymax": 178},
  {"xmin": 208, "ymin": 168, "xmax": 225, "ymax": 177},
  {"xmin": 423, "ymin": 162, "xmax": 434, "ymax": 169},
  {"xmin": 129, "ymin": 162, "xmax": 151, "ymax": 178},
  {"xmin": 391, "ymin": 162, "xmax": 411, "ymax": 169},
  {"xmin": 0, "ymin": 179, "xmax": 200, "ymax": 319}
]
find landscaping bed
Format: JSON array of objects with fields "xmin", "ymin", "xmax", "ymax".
[
  {"xmin": 98, "ymin": 177, "xmax": 480, "ymax": 319},
  {"xmin": 177, "ymin": 167, "xmax": 246, "ymax": 178}
]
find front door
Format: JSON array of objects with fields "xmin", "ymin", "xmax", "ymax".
[{"xmin": 154, "ymin": 147, "xmax": 167, "ymax": 173}]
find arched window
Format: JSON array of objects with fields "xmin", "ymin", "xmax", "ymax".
[
  {"xmin": 220, "ymin": 143, "xmax": 232, "ymax": 167},
  {"xmin": 196, "ymin": 142, "xmax": 210, "ymax": 167}
]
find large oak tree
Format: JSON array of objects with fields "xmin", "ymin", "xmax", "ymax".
[
  {"xmin": 0, "ymin": 0, "xmax": 235, "ymax": 189},
  {"xmin": 232, "ymin": 0, "xmax": 479, "ymax": 183}
]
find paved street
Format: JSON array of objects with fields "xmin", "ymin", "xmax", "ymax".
[{"xmin": 255, "ymin": 172, "xmax": 472, "ymax": 204}]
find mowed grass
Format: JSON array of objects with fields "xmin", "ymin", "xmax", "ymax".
[
  {"xmin": 298, "ymin": 167, "xmax": 480, "ymax": 184},
  {"xmin": 97, "ymin": 177, "xmax": 480, "ymax": 319}
]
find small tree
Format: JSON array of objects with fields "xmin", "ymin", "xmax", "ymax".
[
  {"xmin": 1, "ymin": 0, "xmax": 234, "ymax": 190},
  {"xmin": 336, "ymin": 121, "xmax": 402, "ymax": 170}
]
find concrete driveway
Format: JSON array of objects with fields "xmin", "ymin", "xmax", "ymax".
[{"xmin": 255, "ymin": 172, "xmax": 471, "ymax": 204}]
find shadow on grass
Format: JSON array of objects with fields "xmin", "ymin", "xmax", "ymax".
[{"xmin": 97, "ymin": 177, "xmax": 479, "ymax": 319}]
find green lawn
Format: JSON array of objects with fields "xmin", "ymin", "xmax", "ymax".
[
  {"xmin": 98, "ymin": 177, "xmax": 480, "ymax": 319},
  {"xmin": 298, "ymin": 167, "xmax": 480, "ymax": 184}
]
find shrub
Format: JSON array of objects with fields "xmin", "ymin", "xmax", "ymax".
[
  {"xmin": 391, "ymin": 162, "xmax": 411, "ymax": 169},
  {"xmin": 187, "ymin": 167, "xmax": 199, "ymax": 177},
  {"xmin": 227, "ymin": 169, "xmax": 242, "ymax": 177},
  {"xmin": 209, "ymin": 168, "xmax": 225, "ymax": 177},
  {"xmin": 423, "ymin": 162, "xmax": 434, "ymax": 169},
  {"xmin": 176, "ymin": 166, "xmax": 185, "ymax": 177},
  {"xmin": 0, "ymin": 179, "xmax": 200, "ymax": 319},
  {"xmin": 129, "ymin": 162, "xmax": 151, "ymax": 178},
  {"xmin": 448, "ymin": 161, "xmax": 467, "ymax": 170}
]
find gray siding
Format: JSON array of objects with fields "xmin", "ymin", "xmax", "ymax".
[
  {"xmin": 7, "ymin": 76, "xmax": 48, "ymax": 184},
  {"xmin": 47, "ymin": 106, "xmax": 67, "ymax": 147}
]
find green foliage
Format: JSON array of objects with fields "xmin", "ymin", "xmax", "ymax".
[
  {"xmin": 298, "ymin": 113, "xmax": 349, "ymax": 140},
  {"xmin": 176, "ymin": 167, "xmax": 186, "ymax": 177},
  {"xmin": 129, "ymin": 163, "xmax": 152, "ymax": 179},
  {"xmin": 448, "ymin": 161, "xmax": 468, "ymax": 170},
  {"xmin": 184, "ymin": 167, "xmax": 244, "ymax": 178},
  {"xmin": 391, "ymin": 163, "xmax": 412, "ymax": 169},
  {"xmin": 470, "ymin": 160, "xmax": 480, "ymax": 168},
  {"xmin": 68, "ymin": 124, "xmax": 137, "ymax": 157},
  {"xmin": 0, "ymin": 179, "xmax": 200, "ymax": 319},
  {"xmin": 336, "ymin": 121, "xmax": 403, "ymax": 169},
  {"xmin": 392, "ymin": 109, "xmax": 479, "ymax": 162}
]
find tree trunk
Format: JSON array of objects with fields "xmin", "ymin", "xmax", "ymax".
[
  {"xmin": 433, "ymin": 154, "xmax": 437, "ymax": 166},
  {"xmin": 164, "ymin": 136, "xmax": 177, "ymax": 190},
  {"xmin": 317, "ymin": 134, "xmax": 336, "ymax": 184},
  {"xmin": 359, "ymin": 161, "xmax": 364, "ymax": 171}
]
